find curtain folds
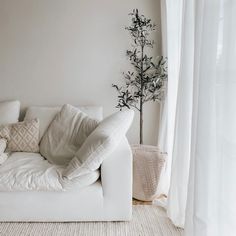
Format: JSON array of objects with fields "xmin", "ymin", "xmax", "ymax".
[
  {"xmin": 163, "ymin": 0, "xmax": 236, "ymax": 235},
  {"xmin": 184, "ymin": 1, "xmax": 236, "ymax": 235},
  {"xmin": 156, "ymin": 0, "xmax": 169, "ymax": 198},
  {"xmin": 155, "ymin": 0, "xmax": 184, "ymax": 199},
  {"xmin": 166, "ymin": 0, "xmax": 194, "ymax": 227}
]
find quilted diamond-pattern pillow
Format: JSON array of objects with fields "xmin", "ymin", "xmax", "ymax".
[{"xmin": 0, "ymin": 119, "xmax": 40, "ymax": 153}]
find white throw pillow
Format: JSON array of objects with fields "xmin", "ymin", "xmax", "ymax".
[
  {"xmin": 24, "ymin": 106, "xmax": 103, "ymax": 141},
  {"xmin": 40, "ymin": 104, "xmax": 99, "ymax": 165},
  {"xmin": 0, "ymin": 100, "xmax": 20, "ymax": 125},
  {"xmin": 63, "ymin": 110, "xmax": 134, "ymax": 180}
]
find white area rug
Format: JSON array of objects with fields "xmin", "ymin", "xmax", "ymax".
[{"xmin": 0, "ymin": 206, "xmax": 183, "ymax": 236}]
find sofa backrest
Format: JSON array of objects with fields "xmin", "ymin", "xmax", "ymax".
[
  {"xmin": 0, "ymin": 100, "xmax": 20, "ymax": 125},
  {"xmin": 24, "ymin": 106, "xmax": 103, "ymax": 141}
]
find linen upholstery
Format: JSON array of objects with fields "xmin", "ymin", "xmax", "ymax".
[
  {"xmin": 63, "ymin": 110, "xmax": 134, "ymax": 180},
  {"xmin": 0, "ymin": 100, "xmax": 20, "ymax": 125},
  {"xmin": 0, "ymin": 138, "xmax": 133, "ymax": 221},
  {"xmin": 24, "ymin": 107, "xmax": 59, "ymax": 141},
  {"xmin": 0, "ymin": 119, "xmax": 39, "ymax": 153},
  {"xmin": 24, "ymin": 106, "xmax": 103, "ymax": 141},
  {"xmin": 0, "ymin": 138, "xmax": 7, "ymax": 155},
  {"xmin": 0, "ymin": 152, "xmax": 100, "ymax": 191},
  {"xmin": 40, "ymin": 104, "xmax": 99, "ymax": 165},
  {"xmin": 0, "ymin": 139, "xmax": 8, "ymax": 165},
  {"xmin": 0, "ymin": 104, "xmax": 133, "ymax": 222},
  {"xmin": 0, "ymin": 153, "xmax": 8, "ymax": 165}
]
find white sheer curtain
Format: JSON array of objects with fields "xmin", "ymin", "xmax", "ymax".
[
  {"xmin": 156, "ymin": 0, "xmax": 168, "ymax": 198},
  {"xmin": 155, "ymin": 0, "xmax": 183, "ymax": 199},
  {"xmin": 165, "ymin": 0, "xmax": 236, "ymax": 235},
  {"xmin": 166, "ymin": 0, "xmax": 194, "ymax": 227},
  {"xmin": 185, "ymin": 1, "xmax": 236, "ymax": 235}
]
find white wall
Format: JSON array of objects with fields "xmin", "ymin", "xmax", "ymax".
[{"xmin": 0, "ymin": 0, "xmax": 162, "ymax": 145}]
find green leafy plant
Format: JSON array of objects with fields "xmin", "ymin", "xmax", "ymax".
[{"xmin": 112, "ymin": 9, "xmax": 168, "ymax": 144}]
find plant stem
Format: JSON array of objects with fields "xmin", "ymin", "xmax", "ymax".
[
  {"xmin": 140, "ymin": 98, "xmax": 143, "ymax": 145},
  {"xmin": 140, "ymin": 44, "xmax": 144, "ymax": 145}
]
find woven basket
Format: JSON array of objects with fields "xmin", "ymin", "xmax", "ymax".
[{"xmin": 132, "ymin": 145, "xmax": 166, "ymax": 201}]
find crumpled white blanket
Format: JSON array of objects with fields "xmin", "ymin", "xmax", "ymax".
[
  {"xmin": 0, "ymin": 152, "xmax": 100, "ymax": 191},
  {"xmin": 0, "ymin": 152, "xmax": 64, "ymax": 191}
]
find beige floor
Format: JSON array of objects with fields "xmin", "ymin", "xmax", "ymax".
[
  {"xmin": 132, "ymin": 197, "xmax": 183, "ymax": 236},
  {"xmin": 133, "ymin": 194, "xmax": 167, "ymax": 205},
  {"xmin": 0, "ymin": 206, "xmax": 183, "ymax": 236}
]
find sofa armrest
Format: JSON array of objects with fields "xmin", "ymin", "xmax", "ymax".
[{"xmin": 101, "ymin": 137, "xmax": 133, "ymax": 220}]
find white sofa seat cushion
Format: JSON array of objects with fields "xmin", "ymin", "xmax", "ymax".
[
  {"xmin": 40, "ymin": 104, "xmax": 99, "ymax": 165},
  {"xmin": 0, "ymin": 152, "xmax": 99, "ymax": 191},
  {"xmin": 0, "ymin": 100, "xmax": 20, "ymax": 125},
  {"xmin": 63, "ymin": 110, "xmax": 134, "ymax": 180}
]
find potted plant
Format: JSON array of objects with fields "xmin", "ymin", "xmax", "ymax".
[
  {"xmin": 112, "ymin": 9, "xmax": 167, "ymax": 144},
  {"xmin": 113, "ymin": 9, "xmax": 168, "ymax": 201}
]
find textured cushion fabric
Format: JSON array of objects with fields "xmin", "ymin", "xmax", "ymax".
[
  {"xmin": 40, "ymin": 104, "xmax": 99, "ymax": 165},
  {"xmin": 0, "ymin": 100, "xmax": 20, "ymax": 125},
  {"xmin": 0, "ymin": 139, "xmax": 132, "ymax": 222},
  {"xmin": 24, "ymin": 106, "xmax": 103, "ymax": 141},
  {"xmin": 0, "ymin": 138, "xmax": 7, "ymax": 155},
  {"xmin": 0, "ymin": 119, "xmax": 40, "ymax": 153},
  {"xmin": 24, "ymin": 107, "xmax": 59, "ymax": 141},
  {"xmin": 0, "ymin": 125, "xmax": 10, "ymax": 141},
  {"xmin": 0, "ymin": 139, "xmax": 8, "ymax": 164},
  {"xmin": 0, "ymin": 152, "xmax": 100, "ymax": 191},
  {"xmin": 0, "ymin": 153, "xmax": 8, "ymax": 165},
  {"xmin": 63, "ymin": 110, "xmax": 134, "ymax": 180}
]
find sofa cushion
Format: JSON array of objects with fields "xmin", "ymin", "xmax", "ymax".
[
  {"xmin": 63, "ymin": 110, "xmax": 134, "ymax": 180},
  {"xmin": 24, "ymin": 107, "xmax": 59, "ymax": 141},
  {"xmin": 0, "ymin": 153, "xmax": 8, "ymax": 165},
  {"xmin": 0, "ymin": 138, "xmax": 7, "ymax": 155},
  {"xmin": 40, "ymin": 104, "xmax": 99, "ymax": 165},
  {"xmin": 0, "ymin": 138, "xmax": 8, "ymax": 165},
  {"xmin": 0, "ymin": 100, "xmax": 20, "ymax": 125},
  {"xmin": 0, "ymin": 152, "xmax": 99, "ymax": 191},
  {"xmin": 24, "ymin": 106, "xmax": 103, "ymax": 141},
  {"xmin": 0, "ymin": 119, "xmax": 40, "ymax": 153}
]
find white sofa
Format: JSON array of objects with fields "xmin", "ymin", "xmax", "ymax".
[{"xmin": 0, "ymin": 102, "xmax": 133, "ymax": 222}]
